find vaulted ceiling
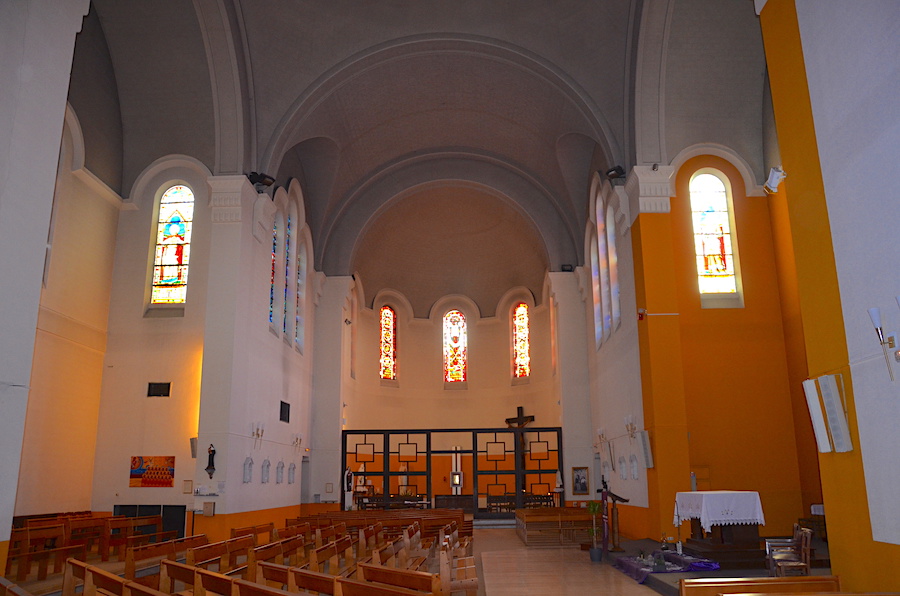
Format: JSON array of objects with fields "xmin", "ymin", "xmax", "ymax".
[{"xmin": 74, "ymin": 0, "xmax": 767, "ymax": 316}]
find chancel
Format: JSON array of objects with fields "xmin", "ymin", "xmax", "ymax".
[{"xmin": 1, "ymin": 1, "xmax": 898, "ymax": 594}]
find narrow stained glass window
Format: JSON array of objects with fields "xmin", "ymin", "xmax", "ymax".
[
  {"xmin": 690, "ymin": 173, "xmax": 736, "ymax": 294},
  {"xmin": 269, "ymin": 221, "xmax": 277, "ymax": 324},
  {"xmin": 379, "ymin": 306, "xmax": 397, "ymax": 380},
  {"xmin": 590, "ymin": 234, "xmax": 603, "ymax": 348},
  {"xmin": 151, "ymin": 185, "xmax": 194, "ymax": 304},
  {"xmin": 513, "ymin": 303, "xmax": 530, "ymax": 378},
  {"xmin": 606, "ymin": 208, "xmax": 620, "ymax": 328},
  {"xmin": 443, "ymin": 310, "xmax": 467, "ymax": 383},
  {"xmin": 597, "ymin": 206, "xmax": 612, "ymax": 336},
  {"xmin": 283, "ymin": 215, "xmax": 291, "ymax": 334},
  {"xmin": 295, "ymin": 241, "xmax": 307, "ymax": 351}
]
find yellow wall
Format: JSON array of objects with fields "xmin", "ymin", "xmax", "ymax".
[
  {"xmin": 759, "ymin": 0, "xmax": 900, "ymax": 589},
  {"xmin": 671, "ymin": 156, "xmax": 803, "ymax": 537}
]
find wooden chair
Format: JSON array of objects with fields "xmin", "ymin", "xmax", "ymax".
[{"xmin": 775, "ymin": 528, "xmax": 813, "ymax": 576}]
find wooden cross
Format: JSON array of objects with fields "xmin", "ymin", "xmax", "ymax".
[{"xmin": 505, "ymin": 406, "xmax": 534, "ymax": 429}]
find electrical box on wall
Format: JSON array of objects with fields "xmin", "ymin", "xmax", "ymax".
[{"xmin": 203, "ymin": 501, "xmax": 215, "ymax": 517}]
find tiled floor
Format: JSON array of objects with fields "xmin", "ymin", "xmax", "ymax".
[{"xmin": 474, "ymin": 529, "xmax": 658, "ymax": 596}]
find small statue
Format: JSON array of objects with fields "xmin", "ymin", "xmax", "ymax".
[
  {"xmin": 205, "ymin": 444, "xmax": 216, "ymax": 479},
  {"xmin": 344, "ymin": 466, "xmax": 353, "ymax": 492}
]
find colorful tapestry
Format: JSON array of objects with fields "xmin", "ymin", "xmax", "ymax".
[{"xmin": 130, "ymin": 455, "xmax": 175, "ymax": 487}]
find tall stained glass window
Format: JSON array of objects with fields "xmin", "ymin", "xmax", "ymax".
[
  {"xmin": 269, "ymin": 221, "xmax": 277, "ymax": 324},
  {"xmin": 690, "ymin": 173, "xmax": 737, "ymax": 294},
  {"xmin": 606, "ymin": 208, "xmax": 620, "ymax": 328},
  {"xmin": 151, "ymin": 185, "xmax": 194, "ymax": 303},
  {"xmin": 295, "ymin": 242, "xmax": 307, "ymax": 351},
  {"xmin": 596, "ymin": 209, "xmax": 612, "ymax": 336},
  {"xmin": 590, "ymin": 234, "xmax": 603, "ymax": 348},
  {"xmin": 283, "ymin": 215, "xmax": 291, "ymax": 333},
  {"xmin": 443, "ymin": 310, "xmax": 467, "ymax": 383},
  {"xmin": 512, "ymin": 303, "xmax": 530, "ymax": 378},
  {"xmin": 379, "ymin": 306, "xmax": 397, "ymax": 380}
]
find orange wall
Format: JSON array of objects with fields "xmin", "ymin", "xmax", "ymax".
[
  {"xmin": 670, "ymin": 156, "xmax": 803, "ymax": 537},
  {"xmin": 191, "ymin": 504, "xmax": 301, "ymax": 543},
  {"xmin": 760, "ymin": 0, "xmax": 900, "ymax": 589},
  {"xmin": 630, "ymin": 212, "xmax": 691, "ymax": 541}
]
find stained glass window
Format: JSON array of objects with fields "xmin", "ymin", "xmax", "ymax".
[
  {"xmin": 597, "ymin": 208, "xmax": 612, "ymax": 336},
  {"xmin": 379, "ymin": 305, "xmax": 397, "ymax": 380},
  {"xmin": 443, "ymin": 310, "xmax": 467, "ymax": 383},
  {"xmin": 690, "ymin": 173, "xmax": 736, "ymax": 294},
  {"xmin": 295, "ymin": 241, "xmax": 306, "ymax": 351},
  {"xmin": 606, "ymin": 208, "xmax": 620, "ymax": 328},
  {"xmin": 590, "ymin": 234, "xmax": 603, "ymax": 348},
  {"xmin": 269, "ymin": 221, "xmax": 277, "ymax": 324},
  {"xmin": 283, "ymin": 215, "xmax": 291, "ymax": 334},
  {"xmin": 513, "ymin": 303, "xmax": 530, "ymax": 378},
  {"xmin": 151, "ymin": 185, "xmax": 194, "ymax": 304}
]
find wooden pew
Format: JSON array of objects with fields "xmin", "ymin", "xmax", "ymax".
[
  {"xmin": 334, "ymin": 577, "xmax": 429, "ymax": 596},
  {"xmin": 371, "ymin": 537, "xmax": 424, "ymax": 572},
  {"xmin": 124, "ymin": 534, "xmax": 208, "ymax": 588},
  {"xmin": 188, "ymin": 540, "xmax": 230, "ymax": 571},
  {"xmin": 5, "ymin": 525, "xmax": 87, "ymax": 581},
  {"xmin": 62, "ymin": 558, "xmax": 91, "ymax": 596},
  {"xmin": 232, "ymin": 524, "xmax": 275, "ymax": 546},
  {"xmin": 274, "ymin": 523, "xmax": 311, "ymax": 542},
  {"xmin": 288, "ymin": 568, "xmax": 339, "ymax": 595},
  {"xmin": 232, "ymin": 579, "xmax": 296, "ymax": 596},
  {"xmin": 1, "ymin": 576, "xmax": 35, "ymax": 596},
  {"xmin": 225, "ymin": 535, "xmax": 257, "ymax": 573},
  {"xmin": 310, "ymin": 537, "xmax": 357, "ymax": 577},
  {"xmin": 68, "ymin": 516, "xmax": 119, "ymax": 555},
  {"xmin": 356, "ymin": 563, "xmax": 441, "ymax": 596},
  {"xmin": 679, "ymin": 576, "xmax": 843, "ymax": 596},
  {"xmin": 158, "ymin": 560, "xmax": 200, "ymax": 595},
  {"xmin": 197, "ymin": 568, "xmax": 239, "ymax": 596},
  {"xmin": 438, "ymin": 546, "xmax": 477, "ymax": 596}
]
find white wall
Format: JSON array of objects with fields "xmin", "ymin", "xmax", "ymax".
[
  {"xmin": 797, "ymin": 1, "xmax": 900, "ymax": 545},
  {"xmin": 15, "ymin": 111, "xmax": 120, "ymax": 515},
  {"xmin": 585, "ymin": 185, "xmax": 648, "ymax": 507}
]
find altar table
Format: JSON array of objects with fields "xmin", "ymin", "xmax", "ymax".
[{"xmin": 674, "ymin": 490, "xmax": 765, "ymax": 533}]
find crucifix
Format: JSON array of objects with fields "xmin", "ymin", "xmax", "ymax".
[{"xmin": 506, "ymin": 406, "xmax": 535, "ymax": 491}]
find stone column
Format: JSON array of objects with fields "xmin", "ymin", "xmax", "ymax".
[{"xmin": 0, "ymin": 0, "xmax": 90, "ymax": 558}]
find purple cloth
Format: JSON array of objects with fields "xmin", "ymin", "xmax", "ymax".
[{"xmin": 613, "ymin": 552, "xmax": 720, "ymax": 583}]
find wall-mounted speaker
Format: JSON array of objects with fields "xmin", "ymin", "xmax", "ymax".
[{"xmin": 190, "ymin": 437, "xmax": 198, "ymax": 459}]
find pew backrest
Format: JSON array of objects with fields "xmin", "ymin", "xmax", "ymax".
[
  {"xmin": 159, "ymin": 559, "xmax": 199, "ymax": 595},
  {"xmin": 335, "ymin": 577, "xmax": 428, "ymax": 596},
  {"xmin": 288, "ymin": 568, "xmax": 337, "ymax": 596},
  {"xmin": 357, "ymin": 563, "xmax": 441, "ymax": 595},
  {"xmin": 679, "ymin": 576, "xmax": 842, "ymax": 596}
]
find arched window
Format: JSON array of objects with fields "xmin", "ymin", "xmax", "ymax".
[
  {"xmin": 379, "ymin": 305, "xmax": 397, "ymax": 380},
  {"xmin": 606, "ymin": 208, "xmax": 621, "ymax": 329},
  {"xmin": 512, "ymin": 302, "xmax": 530, "ymax": 378},
  {"xmin": 295, "ymin": 240, "xmax": 307, "ymax": 351},
  {"xmin": 596, "ymin": 204, "xmax": 612, "ymax": 338},
  {"xmin": 151, "ymin": 185, "xmax": 194, "ymax": 303},
  {"xmin": 689, "ymin": 170, "xmax": 741, "ymax": 304},
  {"xmin": 443, "ymin": 310, "xmax": 467, "ymax": 383},
  {"xmin": 590, "ymin": 233, "xmax": 603, "ymax": 349},
  {"xmin": 268, "ymin": 219, "xmax": 278, "ymax": 324},
  {"xmin": 283, "ymin": 214, "xmax": 291, "ymax": 334}
]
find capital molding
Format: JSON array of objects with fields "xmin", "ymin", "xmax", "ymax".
[
  {"xmin": 625, "ymin": 165, "xmax": 675, "ymax": 222},
  {"xmin": 208, "ymin": 175, "xmax": 251, "ymax": 223}
]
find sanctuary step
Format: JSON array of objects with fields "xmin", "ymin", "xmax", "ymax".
[
  {"xmin": 472, "ymin": 519, "xmax": 516, "ymax": 530},
  {"xmin": 684, "ymin": 538, "xmax": 766, "ymax": 569}
]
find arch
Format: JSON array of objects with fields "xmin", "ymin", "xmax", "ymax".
[
  {"xmin": 326, "ymin": 154, "xmax": 567, "ymax": 274},
  {"xmin": 670, "ymin": 143, "xmax": 765, "ymax": 197},
  {"xmin": 261, "ymin": 34, "xmax": 621, "ymax": 178},
  {"xmin": 127, "ymin": 154, "xmax": 213, "ymax": 210}
]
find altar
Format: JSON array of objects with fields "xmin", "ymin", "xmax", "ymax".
[{"xmin": 674, "ymin": 490, "xmax": 767, "ymax": 568}]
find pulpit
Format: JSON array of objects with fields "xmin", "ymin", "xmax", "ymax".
[{"xmin": 674, "ymin": 490, "xmax": 767, "ymax": 569}]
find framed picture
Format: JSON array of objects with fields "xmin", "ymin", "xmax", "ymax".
[{"xmin": 572, "ymin": 466, "xmax": 589, "ymax": 495}]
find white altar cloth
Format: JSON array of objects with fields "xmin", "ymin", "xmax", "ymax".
[{"xmin": 674, "ymin": 490, "xmax": 765, "ymax": 532}]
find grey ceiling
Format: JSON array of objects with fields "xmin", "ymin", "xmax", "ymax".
[{"xmin": 76, "ymin": 0, "xmax": 766, "ymax": 317}]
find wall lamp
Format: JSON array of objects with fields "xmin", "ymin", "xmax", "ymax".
[
  {"xmin": 605, "ymin": 165, "xmax": 625, "ymax": 180},
  {"xmin": 868, "ymin": 307, "xmax": 895, "ymax": 381}
]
